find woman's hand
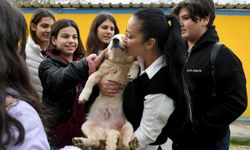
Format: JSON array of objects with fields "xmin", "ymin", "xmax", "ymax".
[
  {"xmin": 99, "ymin": 70, "xmax": 122, "ymax": 96},
  {"xmin": 86, "ymin": 49, "xmax": 107, "ymax": 74},
  {"xmin": 86, "ymin": 54, "xmax": 97, "ymax": 74}
]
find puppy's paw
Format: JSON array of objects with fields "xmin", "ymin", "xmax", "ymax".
[
  {"xmin": 78, "ymin": 93, "xmax": 88, "ymax": 103},
  {"xmin": 128, "ymin": 72, "xmax": 137, "ymax": 81},
  {"xmin": 129, "ymin": 137, "xmax": 139, "ymax": 150},
  {"xmin": 127, "ymin": 76, "xmax": 134, "ymax": 82},
  {"xmin": 72, "ymin": 137, "xmax": 86, "ymax": 148},
  {"xmin": 128, "ymin": 61, "xmax": 140, "ymax": 81},
  {"xmin": 78, "ymin": 98, "xmax": 87, "ymax": 104}
]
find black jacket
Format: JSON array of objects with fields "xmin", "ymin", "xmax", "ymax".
[
  {"xmin": 179, "ymin": 26, "xmax": 247, "ymax": 146},
  {"xmin": 38, "ymin": 53, "xmax": 89, "ymax": 147},
  {"xmin": 39, "ymin": 54, "xmax": 89, "ymax": 121}
]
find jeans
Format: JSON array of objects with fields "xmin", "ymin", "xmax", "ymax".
[
  {"xmin": 172, "ymin": 130, "xmax": 230, "ymax": 150},
  {"xmin": 199, "ymin": 130, "xmax": 230, "ymax": 150}
]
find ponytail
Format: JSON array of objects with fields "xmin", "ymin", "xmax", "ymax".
[
  {"xmin": 133, "ymin": 8, "xmax": 193, "ymax": 126},
  {"xmin": 164, "ymin": 14, "xmax": 193, "ymax": 124}
]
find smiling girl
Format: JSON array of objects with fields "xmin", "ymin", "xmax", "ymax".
[{"xmin": 38, "ymin": 19, "xmax": 105, "ymax": 149}]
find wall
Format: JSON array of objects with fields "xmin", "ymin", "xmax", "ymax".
[{"xmin": 21, "ymin": 8, "xmax": 250, "ymax": 117}]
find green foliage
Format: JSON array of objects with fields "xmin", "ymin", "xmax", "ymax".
[{"xmin": 231, "ymin": 138, "xmax": 250, "ymax": 145}]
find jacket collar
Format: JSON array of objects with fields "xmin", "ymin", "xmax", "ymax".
[
  {"xmin": 46, "ymin": 50, "xmax": 82, "ymax": 65},
  {"xmin": 27, "ymin": 37, "xmax": 43, "ymax": 52},
  {"xmin": 187, "ymin": 26, "xmax": 219, "ymax": 54},
  {"xmin": 27, "ymin": 37, "xmax": 48, "ymax": 58},
  {"xmin": 46, "ymin": 51, "xmax": 69, "ymax": 66},
  {"xmin": 139, "ymin": 55, "xmax": 166, "ymax": 79}
]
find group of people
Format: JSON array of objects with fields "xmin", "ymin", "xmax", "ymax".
[{"xmin": 0, "ymin": 0, "xmax": 247, "ymax": 150}]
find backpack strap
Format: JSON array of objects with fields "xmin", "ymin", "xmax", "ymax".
[{"xmin": 210, "ymin": 42, "xmax": 222, "ymax": 97}]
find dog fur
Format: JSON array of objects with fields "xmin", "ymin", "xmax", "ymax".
[{"xmin": 72, "ymin": 34, "xmax": 139, "ymax": 150}]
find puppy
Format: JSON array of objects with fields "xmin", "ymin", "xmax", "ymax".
[{"xmin": 72, "ymin": 34, "xmax": 139, "ymax": 150}]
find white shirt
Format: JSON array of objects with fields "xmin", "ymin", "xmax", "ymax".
[
  {"xmin": 5, "ymin": 100, "xmax": 50, "ymax": 150},
  {"xmin": 134, "ymin": 55, "xmax": 175, "ymax": 150}
]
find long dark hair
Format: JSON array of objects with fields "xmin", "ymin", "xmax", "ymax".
[
  {"xmin": 0, "ymin": 0, "xmax": 47, "ymax": 148},
  {"xmin": 134, "ymin": 8, "xmax": 192, "ymax": 125},
  {"xmin": 47, "ymin": 19, "xmax": 85, "ymax": 59},
  {"xmin": 30, "ymin": 8, "xmax": 55, "ymax": 44},
  {"xmin": 86, "ymin": 12, "xmax": 119, "ymax": 55}
]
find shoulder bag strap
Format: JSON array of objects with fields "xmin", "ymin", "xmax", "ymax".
[{"xmin": 210, "ymin": 42, "xmax": 223, "ymax": 97}]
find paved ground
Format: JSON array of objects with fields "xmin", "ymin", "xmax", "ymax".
[
  {"xmin": 229, "ymin": 120, "xmax": 250, "ymax": 150},
  {"xmin": 230, "ymin": 120, "xmax": 250, "ymax": 141},
  {"xmin": 230, "ymin": 145, "xmax": 250, "ymax": 150}
]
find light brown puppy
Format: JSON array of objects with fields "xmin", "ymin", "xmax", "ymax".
[{"xmin": 72, "ymin": 34, "xmax": 139, "ymax": 150}]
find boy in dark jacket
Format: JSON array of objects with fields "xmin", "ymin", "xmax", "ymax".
[{"xmin": 171, "ymin": 0, "xmax": 247, "ymax": 149}]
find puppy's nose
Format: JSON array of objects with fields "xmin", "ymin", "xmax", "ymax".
[{"xmin": 113, "ymin": 38, "xmax": 119, "ymax": 44}]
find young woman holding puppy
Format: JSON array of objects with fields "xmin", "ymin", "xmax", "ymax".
[
  {"xmin": 100, "ymin": 8, "xmax": 191, "ymax": 150},
  {"xmin": 0, "ymin": 0, "xmax": 50, "ymax": 149},
  {"xmin": 123, "ymin": 8, "xmax": 192, "ymax": 150},
  {"xmin": 38, "ymin": 19, "xmax": 105, "ymax": 149}
]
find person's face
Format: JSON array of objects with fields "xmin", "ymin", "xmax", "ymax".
[
  {"xmin": 31, "ymin": 17, "xmax": 54, "ymax": 44},
  {"xmin": 124, "ymin": 16, "xmax": 146, "ymax": 57},
  {"xmin": 178, "ymin": 7, "xmax": 208, "ymax": 43},
  {"xmin": 97, "ymin": 19, "xmax": 115, "ymax": 45},
  {"xmin": 52, "ymin": 26, "xmax": 78, "ymax": 57}
]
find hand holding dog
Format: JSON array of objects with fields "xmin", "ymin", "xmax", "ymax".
[{"xmin": 99, "ymin": 69, "xmax": 122, "ymax": 97}]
